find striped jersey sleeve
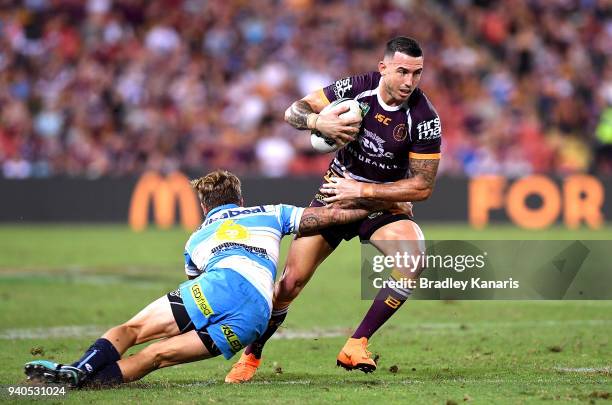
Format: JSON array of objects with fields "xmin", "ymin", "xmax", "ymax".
[
  {"xmin": 184, "ymin": 251, "xmax": 200, "ymax": 277},
  {"xmin": 274, "ymin": 204, "xmax": 305, "ymax": 235}
]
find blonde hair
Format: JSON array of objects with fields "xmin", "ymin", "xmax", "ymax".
[{"xmin": 191, "ymin": 170, "xmax": 242, "ymax": 209}]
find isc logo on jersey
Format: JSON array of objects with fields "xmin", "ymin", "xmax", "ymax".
[{"xmin": 416, "ymin": 117, "xmax": 441, "ymax": 140}]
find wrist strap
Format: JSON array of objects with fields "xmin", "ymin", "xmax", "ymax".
[
  {"xmin": 362, "ymin": 184, "xmax": 375, "ymax": 198},
  {"xmin": 307, "ymin": 113, "xmax": 319, "ymax": 130}
]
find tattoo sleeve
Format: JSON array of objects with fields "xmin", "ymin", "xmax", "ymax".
[
  {"xmin": 285, "ymin": 100, "xmax": 315, "ymax": 129},
  {"xmin": 408, "ymin": 158, "xmax": 439, "ymax": 189},
  {"xmin": 363, "ymin": 158, "xmax": 440, "ymax": 202},
  {"xmin": 297, "ymin": 206, "xmax": 369, "ymax": 236}
]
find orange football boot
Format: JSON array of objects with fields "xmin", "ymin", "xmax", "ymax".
[
  {"xmin": 336, "ymin": 337, "xmax": 377, "ymax": 373},
  {"xmin": 224, "ymin": 352, "xmax": 261, "ymax": 383}
]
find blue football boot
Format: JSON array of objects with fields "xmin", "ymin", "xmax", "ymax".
[
  {"xmin": 24, "ymin": 360, "xmax": 61, "ymax": 384},
  {"xmin": 24, "ymin": 360, "xmax": 86, "ymax": 388},
  {"xmin": 56, "ymin": 365, "xmax": 86, "ymax": 388}
]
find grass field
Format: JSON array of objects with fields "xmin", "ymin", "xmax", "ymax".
[{"xmin": 1, "ymin": 224, "xmax": 611, "ymax": 404}]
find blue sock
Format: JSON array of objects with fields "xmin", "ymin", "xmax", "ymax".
[
  {"xmin": 71, "ymin": 338, "xmax": 120, "ymax": 375},
  {"xmin": 85, "ymin": 362, "xmax": 123, "ymax": 387}
]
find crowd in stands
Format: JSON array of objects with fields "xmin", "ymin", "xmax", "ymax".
[{"xmin": 1, "ymin": 0, "xmax": 610, "ymax": 178}]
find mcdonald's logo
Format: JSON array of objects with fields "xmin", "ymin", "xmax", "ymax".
[{"xmin": 129, "ymin": 171, "xmax": 202, "ymax": 231}]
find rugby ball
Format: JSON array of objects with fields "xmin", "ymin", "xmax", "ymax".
[{"xmin": 310, "ymin": 98, "xmax": 362, "ymax": 154}]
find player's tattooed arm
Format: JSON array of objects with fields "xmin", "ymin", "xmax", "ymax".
[
  {"xmin": 284, "ymin": 91, "xmax": 359, "ymax": 144},
  {"xmin": 405, "ymin": 158, "xmax": 439, "ymax": 200},
  {"xmin": 297, "ymin": 206, "xmax": 369, "ymax": 236},
  {"xmin": 285, "ymin": 99, "xmax": 315, "ymax": 130},
  {"xmin": 321, "ymin": 159, "xmax": 439, "ymax": 203},
  {"xmin": 364, "ymin": 158, "xmax": 438, "ymax": 202},
  {"xmin": 285, "ymin": 89, "xmax": 330, "ymax": 130}
]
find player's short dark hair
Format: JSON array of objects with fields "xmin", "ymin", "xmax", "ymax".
[
  {"xmin": 384, "ymin": 36, "xmax": 423, "ymax": 58},
  {"xmin": 191, "ymin": 170, "xmax": 242, "ymax": 210}
]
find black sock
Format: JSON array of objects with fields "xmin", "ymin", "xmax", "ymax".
[
  {"xmin": 244, "ymin": 307, "xmax": 289, "ymax": 359},
  {"xmin": 71, "ymin": 338, "xmax": 121, "ymax": 375},
  {"xmin": 84, "ymin": 362, "xmax": 124, "ymax": 387}
]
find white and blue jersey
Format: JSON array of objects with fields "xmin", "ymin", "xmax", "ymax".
[
  {"xmin": 178, "ymin": 203, "xmax": 303, "ymax": 359},
  {"xmin": 183, "ymin": 203, "xmax": 303, "ymax": 310}
]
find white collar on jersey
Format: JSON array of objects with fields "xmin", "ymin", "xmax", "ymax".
[
  {"xmin": 205, "ymin": 203, "xmax": 239, "ymax": 220},
  {"xmin": 376, "ymin": 77, "xmax": 403, "ymax": 112}
]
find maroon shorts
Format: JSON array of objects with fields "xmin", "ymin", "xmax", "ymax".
[{"xmin": 311, "ymin": 170, "xmax": 414, "ymax": 249}]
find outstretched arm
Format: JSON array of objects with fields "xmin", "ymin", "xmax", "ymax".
[
  {"xmin": 297, "ymin": 198, "xmax": 411, "ymax": 236},
  {"xmin": 297, "ymin": 206, "xmax": 368, "ymax": 236},
  {"xmin": 321, "ymin": 159, "xmax": 439, "ymax": 203}
]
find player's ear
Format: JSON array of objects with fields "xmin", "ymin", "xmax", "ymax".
[
  {"xmin": 378, "ymin": 60, "xmax": 386, "ymax": 75},
  {"xmin": 200, "ymin": 203, "xmax": 209, "ymax": 216}
]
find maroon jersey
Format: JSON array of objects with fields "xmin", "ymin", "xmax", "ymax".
[{"xmin": 321, "ymin": 71, "xmax": 441, "ymax": 183}]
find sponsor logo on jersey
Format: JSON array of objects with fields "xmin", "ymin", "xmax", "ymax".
[
  {"xmin": 358, "ymin": 101, "xmax": 371, "ymax": 117},
  {"xmin": 190, "ymin": 283, "xmax": 214, "ymax": 318},
  {"xmin": 345, "ymin": 145, "xmax": 403, "ymax": 170},
  {"xmin": 221, "ymin": 325, "xmax": 243, "ymax": 353},
  {"xmin": 205, "ymin": 205, "xmax": 268, "ymax": 226},
  {"xmin": 359, "ymin": 129, "xmax": 395, "ymax": 159},
  {"xmin": 416, "ymin": 117, "xmax": 441, "ymax": 140},
  {"xmin": 393, "ymin": 123, "xmax": 408, "ymax": 141},
  {"xmin": 215, "ymin": 220, "xmax": 250, "ymax": 241},
  {"xmin": 333, "ymin": 77, "xmax": 352, "ymax": 99},
  {"xmin": 211, "ymin": 242, "xmax": 269, "ymax": 259}
]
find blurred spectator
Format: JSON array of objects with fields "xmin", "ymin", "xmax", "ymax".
[{"xmin": 0, "ymin": 0, "xmax": 609, "ymax": 178}]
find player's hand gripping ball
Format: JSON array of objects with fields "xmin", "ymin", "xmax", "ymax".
[{"xmin": 310, "ymin": 98, "xmax": 362, "ymax": 154}]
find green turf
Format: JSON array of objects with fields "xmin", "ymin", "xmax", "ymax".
[{"xmin": 1, "ymin": 224, "xmax": 611, "ymax": 404}]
